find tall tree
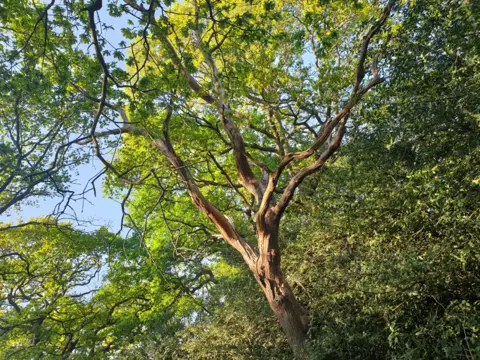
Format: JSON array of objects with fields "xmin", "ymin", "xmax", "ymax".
[{"xmin": 0, "ymin": 0, "xmax": 408, "ymax": 354}]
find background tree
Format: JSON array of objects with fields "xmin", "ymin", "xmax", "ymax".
[{"xmin": 0, "ymin": 220, "xmax": 220, "ymax": 358}]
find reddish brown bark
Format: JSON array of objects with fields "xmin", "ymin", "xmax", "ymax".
[
  {"xmin": 255, "ymin": 210, "xmax": 309, "ymax": 354},
  {"xmin": 261, "ymin": 278, "xmax": 309, "ymax": 353}
]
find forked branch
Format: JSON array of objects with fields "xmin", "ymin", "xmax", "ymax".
[{"xmin": 267, "ymin": 1, "xmax": 396, "ymax": 220}]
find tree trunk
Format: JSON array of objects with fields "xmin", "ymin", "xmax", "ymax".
[
  {"xmin": 255, "ymin": 272, "xmax": 309, "ymax": 356},
  {"xmin": 255, "ymin": 211, "xmax": 309, "ymax": 357}
]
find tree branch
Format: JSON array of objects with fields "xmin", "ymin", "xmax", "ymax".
[
  {"xmin": 265, "ymin": 1, "xmax": 395, "ymax": 221},
  {"xmin": 148, "ymin": 11, "xmax": 263, "ymax": 201}
]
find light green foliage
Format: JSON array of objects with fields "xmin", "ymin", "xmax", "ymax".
[{"xmin": 0, "ymin": 222, "xmax": 207, "ymax": 358}]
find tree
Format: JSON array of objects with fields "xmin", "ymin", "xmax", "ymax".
[
  {"xmin": 0, "ymin": 222, "xmax": 109, "ymax": 358},
  {"xmin": 96, "ymin": 0, "xmax": 395, "ymax": 352},
  {"xmin": 0, "ymin": 220, "xmax": 221, "ymax": 358},
  {"xmin": 0, "ymin": 0, "xmax": 110, "ymax": 223},
  {"xmin": 3, "ymin": 0, "xmax": 476, "ymax": 357}
]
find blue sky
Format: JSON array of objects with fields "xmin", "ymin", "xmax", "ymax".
[{"xmin": 0, "ymin": 5, "xmax": 130, "ymax": 232}]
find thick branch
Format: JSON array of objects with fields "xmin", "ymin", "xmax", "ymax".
[
  {"xmin": 353, "ymin": 0, "xmax": 395, "ymax": 94},
  {"xmin": 148, "ymin": 14, "xmax": 262, "ymax": 201},
  {"xmin": 156, "ymin": 108, "xmax": 258, "ymax": 269}
]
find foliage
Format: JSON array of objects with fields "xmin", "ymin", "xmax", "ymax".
[
  {"xmin": 280, "ymin": 0, "xmax": 480, "ymax": 358},
  {"xmin": 0, "ymin": 0, "xmax": 479, "ymax": 359},
  {"xmin": 0, "ymin": 221, "xmax": 211, "ymax": 358}
]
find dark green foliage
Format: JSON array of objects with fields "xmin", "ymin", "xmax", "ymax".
[{"xmin": 279, "ymin": 1, "xmax": 480, "ymax": 358}]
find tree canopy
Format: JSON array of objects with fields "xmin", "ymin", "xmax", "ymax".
[{"xmin": 0, "ymin": 0, "xmax": 479, "ymax": 358}]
